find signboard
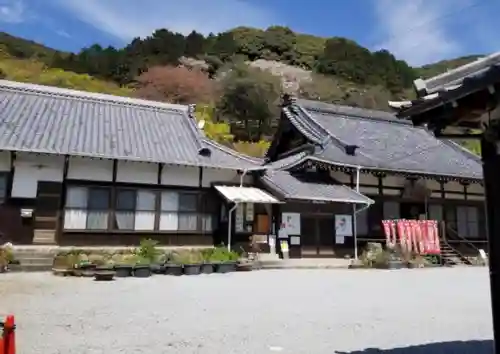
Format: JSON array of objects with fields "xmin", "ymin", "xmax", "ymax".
[
  {"xmin": 235, "ymin": 204, "xmax": 244, "ymax": 232},
  {"xmin": 335, "ymin": 215, "xmax": 353, "ymax": 237},
  {"xmin": 281, "ymin": 213, "xmax": 301, "ymax": 235}
]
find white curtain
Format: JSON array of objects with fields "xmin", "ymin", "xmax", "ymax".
[
  {"xmin": 202, "ymin": 214, "xmax": 213, "ymax": 232},
  {"xmin": 159, "ymin": 191, "xmax": 179, "ymax": 230},
  {"xmin": 135, "ymin": 190, "xmax": 156, "ymax": 230},
  {"xmin": 64, "ymin": 187, "xmax": 88, "ymax": 229},
  {"xmin": 87, "ymin": 211, "xmax": 109, "ymax": 230},
  {"xmin": 115, "ymin": 211, "xmax": 135, "ymax": 230}
]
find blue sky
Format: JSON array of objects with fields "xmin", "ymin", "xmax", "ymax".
[{"xmin": 0, "ymin": 0, "xmax": 498, "ymax": 66}]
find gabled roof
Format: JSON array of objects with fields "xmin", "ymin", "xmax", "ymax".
[
  {"xmin": 261, "ymin": 169, "xmax": 373, "ymax": 204},
  {"xmin": 0, "ymin": 80, "xmax": 258, "ymax": 170},
  {"xmin": 278, "ymin": 98, "xmax": 482, "ymax": 180}
]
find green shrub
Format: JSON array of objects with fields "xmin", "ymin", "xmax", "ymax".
[{"xmin": 135, "ymin": 238, "xmax": 160, "ymax": 262}]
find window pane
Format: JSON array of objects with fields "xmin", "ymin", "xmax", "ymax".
[
  {"xmin": 202, "ymin": 214, "xmax": 213, "ymax": 232},
  {"xmin": 179, "ymin": 193, "xmax": 197, "ymax": 212},
  {"xmin": 135, "ymin": 211, "xmax": 155, "ymax": 230},
  {"xmin": 64, "ymin": 209, "xmax": 87, "ymax": 229},
  {"xmin": 87, "ymin": 211, "xmax": 109, "ymax": 229},
  {"xmin": 456, "ymin": 206, "xmax": 468, "ymax": 237},
  {"xmin": 159, "ymin": 212, "xmax": 178, "ymax": 230},
  {"xmin": 116, "ymin": 190, "xmax": 136, "ymax": 210},
  {"xmin": 137, "ymin": 190, "xmax": 156, "ymax": 211},
  {"xmin": 429, "ymin": 205, "xmax": 443, "ymax": 221},
  {"xmin": 115, "ymin": 211, "xmax": 135, "ymax": 230},
  {"xmin": 88, "ymin": 188, "xmax": 110, "ymax": 210},
  {"xmin": 66, "ymin": 187, "xmax": 88, "ymax": 208},
  {"xmin": 161, "ymin": 191, "xmax": 179, "ymax": 211},
  {"xmin": 179, "ymin": 214, "xmax": 198, "ymax": 231}
]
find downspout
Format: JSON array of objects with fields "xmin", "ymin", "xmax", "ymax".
[
  {"xmin": 227, "ymin": 202, "xmax": 239, "ymax": 251},
  {"xmin": 352, "ymin": 166, "xmax": 371, "ymax": 260}
]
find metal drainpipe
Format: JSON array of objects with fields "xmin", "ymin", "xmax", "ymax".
[
  {"xmin": 227, "ymin": 202, "xmax": 239, "ymax": 251},
  {"xmin": 353, "ymin": 166, "xmax": 361, "ymax": 260}
]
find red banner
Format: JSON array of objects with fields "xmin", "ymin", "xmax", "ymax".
[{"xmin": 382, "ymin": 219, "xmax": 441, "ymax": 255}]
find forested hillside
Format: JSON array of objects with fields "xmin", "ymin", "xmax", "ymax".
[{"xmin": 0, "ymin": 28, "xmax": 482, "ymax": 156}]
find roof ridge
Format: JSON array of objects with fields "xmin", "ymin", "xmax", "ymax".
[
  {"xmin": 0, "ymin": 79, "xmax": 188, "ymax": 113},
  {"xmin": 297, "ymin": 98, "xmax": 412, "ymax": 125},
  {"xmin": 203, "ymin": 139, "xmax": 263, "ymax": 165},
  {"xmin": 295, "ymin": 102, "xmax": 381, "ymax": 163},
  {"xmin": 282, "ymin": 107, "xmax": 325, "ymax": 145}
]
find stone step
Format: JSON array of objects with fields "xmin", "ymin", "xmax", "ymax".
[
  {"xmin": 13, "ymin": 257, "xmax": 54, "ymax": 265},
  {"xmin": 8, "ymin": 264, "xmax": 52, "ymax": 272},
  {"xmin": 32, "ymin": 229, "xmax": 57, "ymax": 245}
]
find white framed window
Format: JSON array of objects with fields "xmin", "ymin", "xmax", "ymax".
[
  {"xmin": 64, "ymin": 186, "xmax": 214, "ymax": 232},
  {"xmin": 64, "ymin": 187, "xmax": 110, "ymax": 230}
]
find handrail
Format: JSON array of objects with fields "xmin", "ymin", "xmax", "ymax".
[
  {"xmin": 442, "ymin": 221, "xmax": 483, "ymax": 255},
  {"xmin": 439, "ymin": 221, "xmax": 473, "ymax": 264}
]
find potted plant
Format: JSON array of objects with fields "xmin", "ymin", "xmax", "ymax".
[
  {"xmin": 0, "ymin": 248, "xmax": 8, "ymax": 273},
  {"xmin": 94, "ymin": 259, "xmax": 116, "ymax": 281},
  {"xmin": 164, "ymin": 252, "xmax": 183, "ymax": 276},
  {"xmin": 200, "ymin": 248, "xmax": 215, "ymax": 274},
  {"xmin": 174, "ymin": 250, "xmax": 203, "ymax": 276},
  {"xmin": 150, "ymin": 253, "xmax": 167, "ymax": 274},
  {"xmin": 210, "ymin": 247, "xmax": 239, "ymax": 274},
  {"xmin": 133, "ymin": 257, "xmax": 152, "ymax": 278},
  {"xmin": 114, "ymin": 254, "xmax": 136, "ymax": 277}
]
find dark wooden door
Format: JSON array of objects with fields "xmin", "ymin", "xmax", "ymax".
[
  {"xmin": 318, "ymin": 215, "xmax": 335, "ymax": 256},
  {"xmin": 301, "ymin": 216, "xmax": 318, "ymax": 256}
]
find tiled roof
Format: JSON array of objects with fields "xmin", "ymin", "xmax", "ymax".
[
  {"xmin": 262, "ymin": 169, "xmax": 373, "ymax": 204},
  {"xmin": 388, "ymin": 52, "xmax": 500, "ymax": 121},
  {"xmin": 282, "ymin": 99, "xmax": 482, "ymax": 180},
  {"xmin": 0, "ymin": 80, "xmax": 258, "ymax": 170}
]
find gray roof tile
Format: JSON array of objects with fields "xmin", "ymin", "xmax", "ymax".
[
  {"xmin": 262, "ymin": 169, "xmax": 373, "ymax": 204},
  {"xmin": 0, "ymin": 80, "xmax": 257, "ymax": 170},
  {"xmin": 288, "ymin": 99, "xmax": 482, "ymax": 180}
]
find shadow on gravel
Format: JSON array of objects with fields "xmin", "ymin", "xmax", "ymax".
[{"xmin": 336, "ymin": 340, "xmax": 494, "ymax": 353}]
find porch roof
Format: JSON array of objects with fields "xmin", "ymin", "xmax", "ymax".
[
  {"xmin": 261, "ymin": 170, "xmax": 374, "ymax": 205},
  {"xmin": 214, "ymin": 185, "xmax": 282, "ymax": 204}
]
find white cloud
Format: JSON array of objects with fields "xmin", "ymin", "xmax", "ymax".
[
  {"xmin": 372, "ymin": 0, "xmax": 466, "ymax": 66},
  {"xmin": 52, "ymin": 0, "xmax": 277, "ymax": 40},
  {"xmin": 0, "ymin": 0, "xmax": 26, "ymax": 23}
]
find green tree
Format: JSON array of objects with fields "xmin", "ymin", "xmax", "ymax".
[{"xmin": 217, "ymin": 64, "xmax": 281, "ymax": 141}]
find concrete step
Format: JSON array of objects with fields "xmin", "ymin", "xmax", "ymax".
[
  {"xmin": 8, "ymin": 264, "xmax": 52, "ymax": 272},
  {"xmin": 13, "ymin": 257, "xmax": 54, "ymax": 265},
  {"xmin": 32, "ymin": 229, "xmax": 57, "ymax": 245}
]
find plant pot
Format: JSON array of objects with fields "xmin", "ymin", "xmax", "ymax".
[
  {"xmin": 236, "ymin": 262, "xmax": 253, "ymax": 272},
  {"xmin": 150, "ymin": 263, "xmax": 166, "ymax": 274},
  {"xmin": 165, "ymin": 264, "xmax": 183, "ymax": 276},
  {"xmin": 80, "ymin": 263, "xmax": 97, "ymax": 271},
  {"xmin": 133, "ymin": 265, "xmax": 152, "ymax": 278},
  {"xmin": 214, "ymin": 261, "xmax": 237, "ymax": 274},
  {"xmin": 348, "ymin": 264, "xmax": 366, "ymax": 270},
  {"xmin": 114, "ymin": 265, "xmax": 133, "ymax": 277},
  {"xmin": 200, "ymin": 263, "xmax": 214, "ymax": 274},
  {"xmin": 183, "ymin": 264, "xmax": 201, "ymax": 275},
  {"xmin": 387, "ymin": 260, "xmax": 403, "ymax": 270},
  {"xmin": 94, "ymin": 271, "xmax": 115, "ymax": 281},
  {"xmin": 96, "ymin": 265, "xmax": 114, "ymax": 272}
]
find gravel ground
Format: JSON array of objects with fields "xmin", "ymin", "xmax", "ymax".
[{"xmin": 0, "ymin": 267, "xmax": 494, "ymax": 354}]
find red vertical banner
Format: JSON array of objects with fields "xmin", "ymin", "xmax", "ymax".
[
  {"xmin": 389, "ymin": 221, "xmax": 397, "ymax": 247},
  {"xmin": 404, "ymin": 220, "xmax": 414, "ymax": 253},
  {"xmin": 430, "ymin": 220, "xmax": 441, "ymax": 254},
  {"xmin": 419, "ymin": 220, "xmax": 429, "ymax": 254},
  {"xmin": 382, "ymin": 220, "xmax": 392, "ymax": 246},
  {"xmin": 410, "ymin": 220, "xmax": 422, "ymax": 254},
  {"xmin": 397, "ymin": 220, "xmax": 406, "ymax": 252}
]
